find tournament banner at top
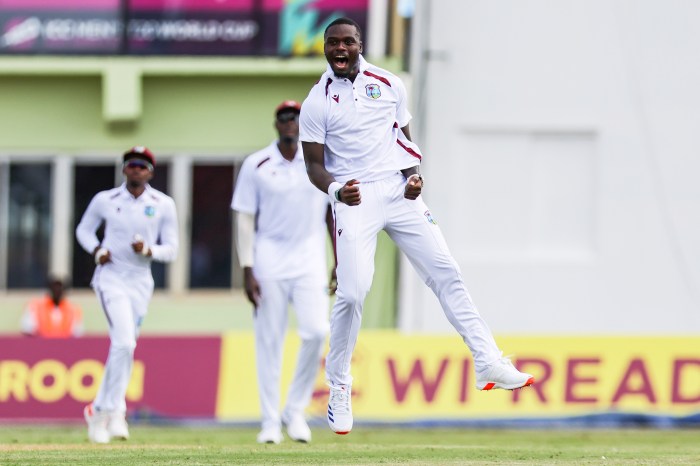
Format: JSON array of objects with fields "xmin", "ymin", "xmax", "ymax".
[{"xmin": 0, "ymin": 0, "xmax": 368, "ymax": 56}]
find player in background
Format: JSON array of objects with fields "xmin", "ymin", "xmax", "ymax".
[
  {"xmin": 76, "ymin": 146, "xmax": 179, "ymax": 444},
  {"xmin": 21, "ymin": 277, "xmax": 83, "ymax": 338},
  {"xmin": 300, "ymin": 17, "xmax": 534, "ymax": 435},
  {"xmin": 231, "ymin": 100, "xmax": 335, "ymax": 444}
]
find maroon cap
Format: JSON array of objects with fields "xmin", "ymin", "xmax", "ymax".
[
  {"xmin": 123, "ymin": 146, "xmax": 156, "ymax": 166},
  {"xmin": 275, "ymin": 100, "xmax": 301, "ymax": 116}
]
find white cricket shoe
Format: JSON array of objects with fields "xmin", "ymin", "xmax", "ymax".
[
  {"xmin": 282, "ymin": 412, "xmax": 311, "ymax": 443},
  {"xmin": 476, "ymin": 357, "xmax": 534, "ymax": 391},
  {"xmin": 327, "ymin": 385, "xmax": 352, "ymax": 435},
  {"xmin": 108, "ymin": 411, "xmax": 129, "ymax": 440},
  {"xmin": 256, "ymin": 427, "xmax": 283, "ymax": 444},
  {"xmin": 84, "ymin": 404, "xmax": 110, "ymax": 444}
]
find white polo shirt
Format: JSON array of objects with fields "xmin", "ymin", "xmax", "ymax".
[
  {"xmin": 231, "ymin": 141, "xmax": 328, "ymax": 281},
  {"xmin": 299, "ymin": 55, "xmax": 422, "ymax": 183},
  {"xmin": 76, "ymin": 183, "xmax": 179, "ymax": 272}
]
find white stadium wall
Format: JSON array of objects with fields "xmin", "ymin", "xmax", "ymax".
[{"xmin": 400, "ymin": 0, "xmax": 700, "ymax": 334}]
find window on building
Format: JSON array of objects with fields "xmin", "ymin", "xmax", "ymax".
[
  {"xmin": 189, "ymin": 164, "xmax": 234, "ymax": 288},
  {"xmin": 71, "ymin": 164, "xmax": 115, "ymax": 288},
  {"xmin": 6, "ymin": 163, "xmax": 52, "ymax": 288}
]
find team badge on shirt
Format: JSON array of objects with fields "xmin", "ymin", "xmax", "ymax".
[
  {"xmin": 365, "ymin": 84, "xmax": 381, "ymax": 99},
  {"xmin": 145, "ymin": 206, "xmax": 155, "ymax": 217},
  {"xmin": 424, "ymin": 210, "xmax": 437, "ymax": 225}
]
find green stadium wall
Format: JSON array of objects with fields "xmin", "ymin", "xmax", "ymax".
[{"xmin": 0, "ymin": 56, "xmax": 401, "ymax": 332}]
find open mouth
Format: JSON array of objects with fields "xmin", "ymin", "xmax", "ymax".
[{"xmin": 333, "ymin": 55, "xmax": 349, "ymax": 70}]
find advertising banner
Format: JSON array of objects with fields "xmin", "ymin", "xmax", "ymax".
[
  {"xmin": 217, "ymin": 332, "xmax": 700, "ymax": 422},
  {"xmin": 3, "ymin": 333, "xmax": 697, "ymax": 422},
  {"xmin": 0, "ymin": 336, "xmax": 221, "ymax": 419},
  {"xmin": 0, "ymin": 0, "xmax": 368, "ymax": 55}
]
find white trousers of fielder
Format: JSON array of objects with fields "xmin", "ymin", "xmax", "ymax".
[
  {"xmin": 254, "ymin": 273, "xmax": 329, "ymax": 431},
  {"xmin": 327, "ymin": 173, "xmax": 502, "ymax": 387},
  {"xmin": 92, "ymin": 265, "xmax": 153, "ymax": 413}
]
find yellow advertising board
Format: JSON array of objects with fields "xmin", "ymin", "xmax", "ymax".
[{"xmin": 216, "ymin": 332, "xmax": 700, "ymax": 421}]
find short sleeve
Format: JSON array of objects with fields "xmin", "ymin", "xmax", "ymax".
[
  {"xmin": 299, "ymin": 88, "xmax": 327, "ymax": 144},
  {"xmin": 395, "ymin": 76, "xmax": 412, "ymax": 128},
  {"xmin": 231, "ymin": 157, "xmax": 258, "ymax": 215}
]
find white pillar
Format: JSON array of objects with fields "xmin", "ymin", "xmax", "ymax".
[
  {"xmin": 367, "ymin": 0, "xmax": 389, "ymax": 60},
  {"xmin": 50, "ymin": 155, "xmax": 73, "ymax": 280},
  {"xmin": 169, "ymin": 155, "xmax": 191, "ymax": 294}
]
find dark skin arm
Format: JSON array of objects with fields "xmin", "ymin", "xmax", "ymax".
[
  {"xmin": 243, "ymin": 266, "xmax": 261, "ymax": 306},
  {"xmin": 303, "ymin": 141, "xmax": 361, "ymax": 205},
  {"xmin": 131, "ymin": 239, "xmax": 152, "ymax": 257},
  {"xmin": 303, "ymin": 125, "xmax": 423, "ymax": 203},
  {"xmin": 92, "ymin": 246, "xmax": 111, "ymax": 265}
]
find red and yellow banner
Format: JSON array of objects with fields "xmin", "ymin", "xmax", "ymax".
[{"xmin": 1, "ymin": 333, "xmax": 698, "ymax": 421}]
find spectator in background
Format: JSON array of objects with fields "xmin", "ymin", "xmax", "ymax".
[
  {"xmin": 21, "ymin": 277, "xmax": 83, "ymax": 338},
  {"xmin": 231, "ymin": 100, "xmax": 335, "ymax": 444},
  {"xmin": 76, "ymin": 146, "xmax": 179, "ymax": 444}
]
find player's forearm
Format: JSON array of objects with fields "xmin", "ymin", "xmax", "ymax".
[
  {"xmin": 306, "ymin": 162, "xmax": 335, "ymax": 193},
  {"xmin": 302, "ymin": 141, "xmax": 335, "ymax": 193}
]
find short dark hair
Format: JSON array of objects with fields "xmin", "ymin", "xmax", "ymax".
[{"xmin": 324, "ymin": 17, "xmax": 362, "ymax": 40}]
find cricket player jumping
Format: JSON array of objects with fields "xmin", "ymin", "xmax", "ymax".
[{"xmin": 300, "ymin": 18, "xmax": 534, "ymax": 435}]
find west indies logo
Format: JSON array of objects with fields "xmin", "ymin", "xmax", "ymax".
[{"xmin": 365, "ymin": 84, "xmax": 381, "ymax": 99}]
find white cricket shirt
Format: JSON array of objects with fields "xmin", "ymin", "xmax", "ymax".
[
  {"xmin": 231, "ymin": 142, "xmax": 328, "ymax": 280},
  {"xmin": 76, "ymin": 183, "xmax": 179, "ymax": 272},
  {"xmin": 299, "ymin": 55, "xmax": 422, "ymax": 183}
]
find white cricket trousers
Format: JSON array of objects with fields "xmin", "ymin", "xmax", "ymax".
[
  {"xmin": 254, "ymin": 273, "xmax": 330, "ymax": 431},
  {"xmin": 92, "ymin": 264, "xmax": 153, "ymax": 413},
  {"xmin": 326, "ymin": 173, "xmax": 503, "ymax": 387}
]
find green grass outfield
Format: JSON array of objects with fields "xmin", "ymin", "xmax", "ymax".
[{"xmin": 1, "ymin": 425, "xmax": 699, "ymax": 465}]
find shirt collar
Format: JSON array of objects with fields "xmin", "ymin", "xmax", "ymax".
[
  {"xmin": 272, "ymin": 142, "xmax": 302, "ymax": 164},
  {"xmin": 118, "ymin": 182, "xmax": 152, "ymax": 199}
]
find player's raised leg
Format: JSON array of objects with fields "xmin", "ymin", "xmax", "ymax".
[{"xmin": 385, "ymin": 176, "xmax": 533, "ymax": 390}]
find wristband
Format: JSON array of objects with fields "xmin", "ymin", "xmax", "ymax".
[
  {"xmin": 94, "ymin": 247, "xmax": 109, "ymax": 265},
  {"xmin": 327, "ymin": 181, "xmax": 343, "ymax": 204}
]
